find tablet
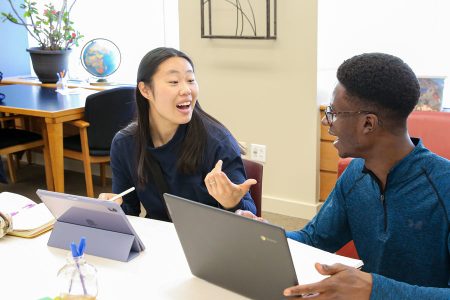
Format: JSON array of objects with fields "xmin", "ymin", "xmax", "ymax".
[{"xmin": 37, "ymin": 189, "xmax": 145, "ymax": 261}]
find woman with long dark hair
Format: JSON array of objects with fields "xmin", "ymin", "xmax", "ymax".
[{"xmin": 100, "ymin": 47, "xmax": 256, "ymax": 221}]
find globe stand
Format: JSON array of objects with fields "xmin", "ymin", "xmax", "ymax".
[{"xmin": 89, "ymin": 77, "xmax": 115, "ymax": 86}]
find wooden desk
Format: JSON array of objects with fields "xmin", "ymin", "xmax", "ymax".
[
  {"xmin": 1, "ymin": 76, "xmax": 134, "ymax": 91},
  {"xmin": 1, "ymin": 76, "xmax": 107, "ymax": 91},
  {"xmin": 0, "ymin": 85, "xmax": 97, "ymax": 192}
]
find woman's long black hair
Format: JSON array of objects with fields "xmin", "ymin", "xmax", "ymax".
[{"xmin": 127, "ymin": 47, "xmax": 242, "ymax": 186}]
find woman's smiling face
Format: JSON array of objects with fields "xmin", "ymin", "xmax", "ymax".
[{"xmin": 140, "ymin": 56, "xmax": 199, "ymax": 128}]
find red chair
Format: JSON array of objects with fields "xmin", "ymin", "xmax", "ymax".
[
  {"xmin": 242, "ymin": 158, "xmax": 263, "ymax": 217},
  {"xmin": 406, "ymin": 111, "xmax": 450, "ymax": 158},
  {"xmin": 335, "ymin": 159, "xmax": 360, "ymax": 259},
  {"xmin": 335, "ymin": 111, "xmax": 450, "ymax": 259}
]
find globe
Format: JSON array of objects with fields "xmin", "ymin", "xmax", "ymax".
[{"xmin": 80, "ymin": 38, "xmax": 121, "ymax": 81}]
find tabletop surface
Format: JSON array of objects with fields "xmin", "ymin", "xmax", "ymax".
[
  {"xmin": 0, "ymin": 213, "xmax": 364, "ymax": 299},
  {"xmin": 0, "ymin": 84, "xmax": 96, "ymax": 113},
  {"xmin": 0, "ymin": 216, "xmax": 252, "ymax": 299}
]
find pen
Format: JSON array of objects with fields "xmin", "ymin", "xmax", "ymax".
[
  {"xmin": 109, "ymin": 187, "xmax": 135, "ymax": 202},
  {"xmin": 70, "ymin": 238, "xmax": 88, "ymax": 295},
  {"xmin": 10, "ymin": 203, "xmax": 36, "ymax": 217}
]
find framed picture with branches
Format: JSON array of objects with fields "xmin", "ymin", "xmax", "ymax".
[{"xmin": 201, "ymin": 0, "xmax": 277, "ymax": 40}]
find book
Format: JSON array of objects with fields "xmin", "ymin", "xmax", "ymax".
[
  {"xmin": 0, "ymin": 192, "xmax": 55, "ymax": 238},
  {"xmin": 288, "ymin": 239, "xmax": 364, "ymax": 285}
]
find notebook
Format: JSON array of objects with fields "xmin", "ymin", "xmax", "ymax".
[
  {"xmin": 37, "ymin": 189, "xmax": 145, "ymax": 261},
  {"xmin": 0, "ymin": 192, "xmax": 55, "ymax": 238},
  {"xmin": 163, "ymin": 193, "xmax": 363, "ymax": 300}
]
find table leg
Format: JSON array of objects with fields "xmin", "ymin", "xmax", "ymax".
[
  {"xmin": 40, "ymin": 120, "xmax": 54, "ymax": 191},
  {"xmin": 45, "ymin": 118, "xmax": 64, "ymax": 192}
]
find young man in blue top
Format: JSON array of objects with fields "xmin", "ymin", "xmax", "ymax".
[
  {"xmin": 241, "ymin": 53, "xmax": 450, "ymax": 299},
  {"xmin": 100, "ymin": 47, "xmax": 256, "ymax": 221}
]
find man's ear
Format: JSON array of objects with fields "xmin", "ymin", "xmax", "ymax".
[
  {"xmin": 362, "ymin": 113, "xmax": 379, "ymax": 134},
  {"xmin": 138, "ymin": 81, "xmax": 153, "ymax": 101}
]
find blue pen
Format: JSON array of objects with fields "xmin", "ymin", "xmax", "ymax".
[
  {"xmin": 78, "ymin": 237, "xmax": 86, "ymax": 256},
  {"xmin": 70, "ymin": 239, "xmax": 88, "ymax": 295}
]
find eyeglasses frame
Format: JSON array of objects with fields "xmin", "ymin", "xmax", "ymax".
[{"xmin": 324, "ymin": 105, "xmax": 376, "ymax": 126}]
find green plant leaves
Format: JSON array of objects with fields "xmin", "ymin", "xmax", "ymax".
[{"xmin": 1, "ymin": 0, "xmax": 83, "ymax": 50}]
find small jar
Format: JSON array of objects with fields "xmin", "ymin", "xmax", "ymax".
[
  {"xmin": 0, "ymin": 211, "xmax": 12, "ymax": 238},
  {"xmin": 56, "ymin": 76, "xmax": 68, "ymax": 91},
  {"xmin": 57, "ymin": 254, "xmax": 98, "ymax": 300}
]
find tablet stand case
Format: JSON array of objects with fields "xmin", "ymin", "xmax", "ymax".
[{"xmin": 48, "ymin": 220, "xmax": 139, "ymax": 262}]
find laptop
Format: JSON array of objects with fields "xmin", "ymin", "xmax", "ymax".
[
  {"xmin": 37, "ymin": 189, "xmax": 145, "ymax": 262},
  {"xmin": 163, "ymin": 193, "xmax": 298, "ymax": 300}
]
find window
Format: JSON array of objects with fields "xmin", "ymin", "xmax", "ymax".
[{"xmin": 28, "ymin": 0, "xmax": 179, "ymax": 83}]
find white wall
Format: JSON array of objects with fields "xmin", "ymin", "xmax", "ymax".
[
  {"xmin": 179, "ymin": 1, "xmax": 321, "ymax": 219},
  {"xmin": 318, "ymin": 0, "xmax": 450, "ymax": 108}
]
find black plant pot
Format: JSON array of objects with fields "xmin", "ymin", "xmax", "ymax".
[{"xmin": 27, "ymin": 47, "xmax": 72, "ymax": 83}]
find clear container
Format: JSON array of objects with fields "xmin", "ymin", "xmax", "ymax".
[
  {"xmin": 56, "ymin": 76, "xmax": 68, "ymax": 91},
  {"xmin": 57, "ymin": 254, "xmax": 98, "ymax": 300}
]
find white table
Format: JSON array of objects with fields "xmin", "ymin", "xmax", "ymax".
[
  {"xmin": 0, "ymin": 215, "xmax": 362, "ymax": 299},
  {"xmin": 0, "ymin": 216, "xmax": 251, "ymax": 299}
]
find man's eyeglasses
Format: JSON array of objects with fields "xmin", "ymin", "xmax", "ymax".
[{"xmin": 324, "ymin": 105, "xmax": 374, "ymax": 125}]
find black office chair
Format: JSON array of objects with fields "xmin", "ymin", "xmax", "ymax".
[
  {"xmin": 0, "ymin": 116, "xmax": 53, "ymax": 188},
  {"xmin": 63, "ymin": 86, "xmax": 136, "ymax": 197}
]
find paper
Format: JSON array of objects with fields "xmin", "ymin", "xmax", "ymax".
[
  {"xmin": 12, "ymin": 203, "xmax": 54, "ymax": 231},
  {"xmin": 288, "ymin": 239, "xmax": 364, "ymax": 285},
  {"xmin": 0, "ymin": 192, "xmax": 35, "ymax": 211},
  {"xmin": 0, "ymin": 192, "xmax": 55, "ymax": 237}
]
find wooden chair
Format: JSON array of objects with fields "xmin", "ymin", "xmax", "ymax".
[
  {"xmin": 0, "ymin": 117, "xmax": 53, "ymax": 189},
  {"xmin": 242, "ymin": 158, "xmax": 264, "ymax": 217},
  {"xmin": 63, "ymin": 87, "xmax": 136, "ymax": 197}
]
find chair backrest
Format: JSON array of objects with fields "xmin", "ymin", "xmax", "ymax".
[
  {"xmin": 84, "ymin": 86, "xmax": 136, "ymax": 150},
  {"xmin": 242, "ymin": 158, "xmax": 263, "ymax": 217},
  {"xmin": 407, "ymin": 111, "xmax": 450, "ymax": 159}
]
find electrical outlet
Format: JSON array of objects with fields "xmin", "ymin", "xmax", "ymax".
[{"xmin": 250, "ymin": 144, "xmax": 266, "ymax": 163}]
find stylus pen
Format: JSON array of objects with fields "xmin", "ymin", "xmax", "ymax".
[{"xmin": 109, "ymin": 187, "xmax": 135, "ymax": 202}]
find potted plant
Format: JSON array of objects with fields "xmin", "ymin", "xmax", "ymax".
[{"xmin": 1, "ymin": 0, "xmax": 83, "ymax": 83}]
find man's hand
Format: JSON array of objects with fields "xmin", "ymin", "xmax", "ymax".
[
  {"xmin": 205, "ymin": 160, "xmax": 256, "ymax": 209},
  {"xmin": 283, "ymin": 263, "xmax": 372, "ymax": 299}
]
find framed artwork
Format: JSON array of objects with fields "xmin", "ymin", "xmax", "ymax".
[
  {"xmin": 201, "ymin": 0, "xmax": 277, "ymax": 40},
  {"xmin": 415, "ymin": 77, "xmax": 446, "ymax": 111}
]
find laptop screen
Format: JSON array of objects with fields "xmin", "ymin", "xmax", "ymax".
[{"xmin": 164, "ymin": 193, "xmax": 298, "ymax": 300}]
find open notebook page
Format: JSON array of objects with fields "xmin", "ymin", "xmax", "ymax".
[{"xmin": 288, "ymin": 239, "xmax": 364, "ymax": 285}]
